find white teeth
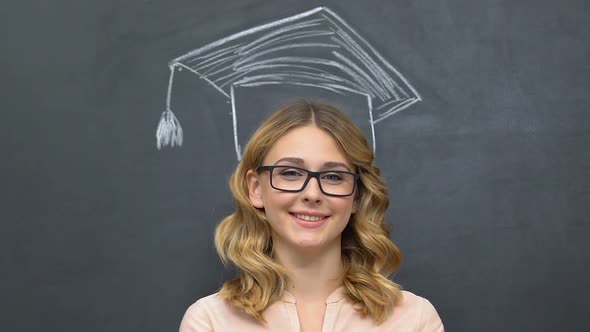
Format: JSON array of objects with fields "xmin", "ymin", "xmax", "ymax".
[{"xmin": 293, "ymin": 213, "xmax": 326, "ymax": 222}]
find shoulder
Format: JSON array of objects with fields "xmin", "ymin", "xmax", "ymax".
[
  {"xmin": 388, "ymin": 290, "xmax": 444, "ymax": 331},
  {"xmin": 179, "ymin": 292, "xmax": 261, "ymax": 332},
  {"xmin": 188, "ymin": 292, "xmax": 231, "ymax": 313},
  {"xmin": 179, "ymin": 293, "xmax": 216, "ymax": 332},
  {"xmin": 178, "ymin": 293, "xmax": 234, "ymax": 332}
]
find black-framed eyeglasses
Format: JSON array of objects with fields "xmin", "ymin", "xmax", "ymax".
[{"xmin": 256, "ymin": 165, "xmax": 359, "ymax": 197}]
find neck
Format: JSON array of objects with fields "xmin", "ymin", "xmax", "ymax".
[{"xmin": 274, "ymin": 239, "xmax": 345, "ymax": 302}]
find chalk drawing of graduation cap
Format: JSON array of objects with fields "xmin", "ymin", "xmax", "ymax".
[{"xmin": 156, "ymin": 6, "xmax": 421, "ymax": 160}]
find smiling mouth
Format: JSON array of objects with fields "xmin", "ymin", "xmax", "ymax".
[{"xmin": 291, "ymin": 213, "xmax": 328, "ymax": 222}]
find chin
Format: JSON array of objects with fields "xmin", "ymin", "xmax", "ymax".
[
  {"xmin": 295, "ymin": 240, "xmax": 324, "ymax": 248},
  {"xmin": 291, "ymin": 237, "xmax": 331, "ymax": 250}
]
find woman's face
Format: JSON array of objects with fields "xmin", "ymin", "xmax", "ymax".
[{"xmin": 247, "ymin": 125, "xmax": 357, "ymax": 252}]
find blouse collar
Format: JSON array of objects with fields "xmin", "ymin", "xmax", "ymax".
[{"xmin": 280, "ymin": 285, "xmax": 346, "ymax": 304}]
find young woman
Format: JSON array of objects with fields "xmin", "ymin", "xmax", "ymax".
[{"xmin": 179, "ymin": 100, "xmax": 444, "ymax": 331}]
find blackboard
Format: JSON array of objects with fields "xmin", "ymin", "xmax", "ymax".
[{"xmin": 2, "ymin": 0, "xmax": 589, "ymax": 331}]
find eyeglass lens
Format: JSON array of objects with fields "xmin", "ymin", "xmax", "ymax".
[{"xmin": 270, "ymin": 166, "xmax": 355, "ymax": 196}]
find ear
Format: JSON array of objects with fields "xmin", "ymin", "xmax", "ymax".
[
  {"xmin": 246, "ymin": 169, "xmax": 264, "ymax": 208},
  {"xmin": 351, "ymin": 200, "xmax": 358, "ymax": 214}
]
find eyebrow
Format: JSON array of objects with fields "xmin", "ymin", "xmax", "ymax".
[{"xmin": 274, "ymin": 157, "xmax": 353, "ymax": 172}]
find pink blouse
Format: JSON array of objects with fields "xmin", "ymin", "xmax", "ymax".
[{"xmin": 179, "ymin": 287, "xmax": 444, "ymax": 331}]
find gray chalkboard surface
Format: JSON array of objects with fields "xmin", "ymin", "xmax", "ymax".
[{"xmin": 2, "ymin": 0, "xmax": 588, "ymax": 331}]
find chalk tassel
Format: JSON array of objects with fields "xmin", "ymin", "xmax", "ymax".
[{"xmin": 156, "ymin": 109, "xmax": 183, "ymax": 149}]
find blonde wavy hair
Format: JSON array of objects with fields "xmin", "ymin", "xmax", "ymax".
[{"xmin": 214, "ymin": 100, "xmax": 402, "ymax": 324}]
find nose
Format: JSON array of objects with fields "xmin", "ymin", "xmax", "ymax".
[{"xmin": 301, "ymin": 176, "xmax": 323, "ymax": 203}]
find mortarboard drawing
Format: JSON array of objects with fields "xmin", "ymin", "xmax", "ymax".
[{"xmin": 156, "ymin": 6, "xmax": 421, "ymax": 160}]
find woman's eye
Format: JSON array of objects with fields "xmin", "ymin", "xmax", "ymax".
[
  {"xmin": 279, "ymin": 169, "xmax": 304, "ymax": 177},
  {"xmin": 323, "ymin": 173, "xmax": 344, "ymax": 181}
]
